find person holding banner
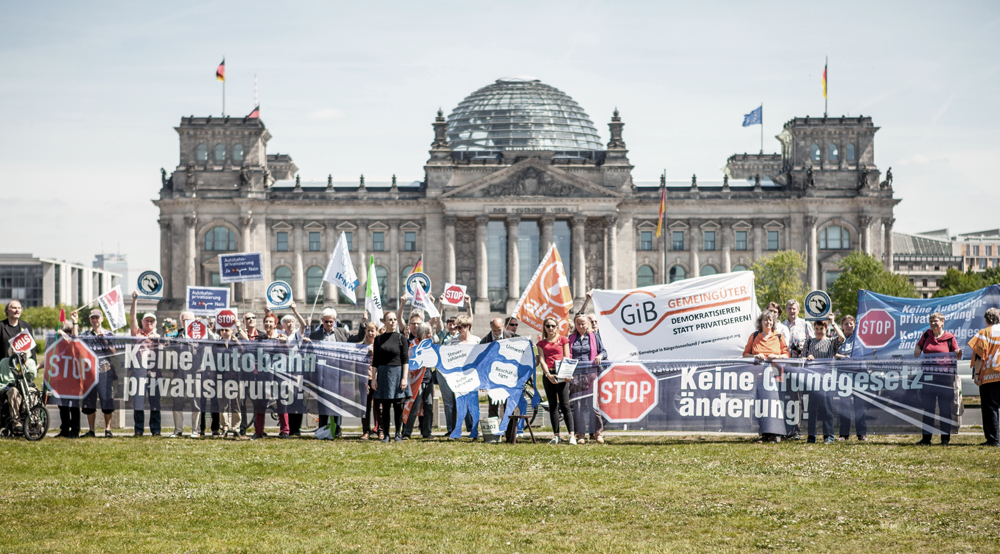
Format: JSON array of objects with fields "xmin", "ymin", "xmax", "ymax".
[
  {"xmin": 569, "ymin": 313, "xmax": 607, "ymax": 444},
  {"xmin": 438, "ymin": 314, "xmax": 477, "ymax": 438},
  {"xmin": 402, "ymin": 323, "xmax": 435, "ymax": 440},
  {"xmin": 372, "ymin": 312, "xmax": 410, "ymax": 442},
  {"xmin": 743, "ymin": 311, "xmax": 789, "ymax": 443},
  {"xmin": 914, "ymin": 312, "xmax": 961, "ymax": 446},
  {"xmin": 538, "ymin": 316, "xmax": 575, "ymax": 445},
  {"xmin": 252, "ymin": 313, "xmax": 291, "ymax": 440},
  {"xmin": 834, "ymin": 315, "xmax": 867, "ymax": 441},
  {"xmin": 130, "ymin": 291, "xmax": 162, "ymax": 436},
  {"xmin": 80, "ymin": 309, "xmax": 117, "ymax": 438},
  {"xmin": 803, "ymin": 319, "xmax": 844, "ymax": 444},
  {"xmin": 215, "ymin": 324, "xmax": 245, "ymax": 439},
  {"xmin": 970, "ymin": 308, "xmax": 1000, "ymax": 447},
  {"xmin": 170, "ymin": 311, "xmax": 201, "ymax": 438},
  {"xmin": 54, "ymin": 315, "xmax": 82, "ymax": 438},
  {"xmin": 358, "ymin": 321, "xmax": 381, "ymax": 441},
  {"xmin": 310, "ymin": 308, "xmax": 350, "ymax": 437}
]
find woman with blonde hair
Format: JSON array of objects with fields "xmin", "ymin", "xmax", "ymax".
[
  {"xmin": 569, "ymin": 313, "xmax": 607, "ymax": 444},
  {"xmin": 537, "ymin": 316, "xmax": 575, "ymax": 445}
]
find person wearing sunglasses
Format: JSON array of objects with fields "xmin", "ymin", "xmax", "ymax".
[{"xmin": 538, "ymin": 316, "xmax": 575, "ymax": 445}]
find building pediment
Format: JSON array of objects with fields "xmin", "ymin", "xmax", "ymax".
[{"xmin": 439, "ymin": 158, "xmax": 622, "ymax": 200}]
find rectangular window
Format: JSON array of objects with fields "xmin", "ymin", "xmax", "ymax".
[
  {"xmin": 373, "ymin": 232, "xmax": 385, "ymax": 252},
  {"xmin": 672, "ymin": 231, "xmax": 684, "ymax": 251},
  {"xmin": 974, "ymin": 245, "xmax": 980, "ymax": 256},
  {"xmin": 405, "ymin": 231, "xmax": 417, "ymax": 252},
  {"xmin": 735, "ymin": 231, "xmax": 747, "ymax": 251},
  {"xmin": 767, "ymin": 230, "xmax": 779, "ymax": 250},
  {"xmin": 345, "ymin": 231, "xmax": 353, "ymax": 251},
  {"xmin": 825, "ymin": 271, "xmax": 841, "ymax": 290},
  {"xmin": 308, "ymin": 232, "xmax": 320, "ymax": 252},
  {"xmin": 987, "ymin": 245, "xmax": 993, "ymax": 256},
  {"xmin": 703, "ymin": 231, "xmax": 716, "ymax": 251},
  {"xmin": 640, "ymin": 231, "xmax": 652, "ymax": 251},
  {"xmin": 276, "ymin": 232, "xmax": 289, "ymax": 252},
  {"xmin": 980, "ymin": 258, "xmax": 988, "ymax": 270},
  {"xmin": 210, "ymin": 272, "xmax": 221, "ymax": 286}
]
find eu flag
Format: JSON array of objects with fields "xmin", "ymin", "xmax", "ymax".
[{"xmin": 742, "ymin": 106, "xmax": 762, "ymax": 127}]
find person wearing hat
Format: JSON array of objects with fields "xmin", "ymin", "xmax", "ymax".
[
  {"xmin": 80, "ymin": 309, "xmax": 117, "ymax": 438},
  {"xmin": 130, "ymin": 291, "xmax": 161, "ymax": 436}
]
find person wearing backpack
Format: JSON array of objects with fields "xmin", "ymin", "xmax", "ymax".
[{"xmin": 914, "ymin": 312, "xmax": 961, "ymax": 446}]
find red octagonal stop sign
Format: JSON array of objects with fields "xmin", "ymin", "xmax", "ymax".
[
  {"xmin": 857, "ymin": 308, "xmax": 896, "ymax": 349},
  {"xmin": 44, "ymin": 336, "xmax": 99, "ymax": 400},
  {"xmin": 595, "ymin": 363, "xmax": 659, "ymax": 423}
]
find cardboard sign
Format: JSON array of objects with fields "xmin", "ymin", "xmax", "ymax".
[
  {"xmin": 405, "ymin": 272, "xmax": 432, "ymax": 298},
  {"xmin": 218, "ymin": 253, "xmax": 264, "ymax": 283},
  {"xmin": 9, "ymin": 331, "xmax": 36, "ymax": 354},
  {"xmin": 186, "ymin": 286, "xmax": 230, "ymax": 316},
  {"xmin": 266, "ymin": 281, "xmax": 293, "ymax": 310},
  {"xmin": 136, "ymin": 271, "xmax": 163, "ymax": 300},
  {"xmin": 215, "ymin": 308, "xmax": 238, "ymax": 329},
  {"xmin": 186, "ymin": 319, "xmax": 210, "ymax": 340},
  {"xmin": 441, "ymin": 283, "xmax": 468, "ymax": 307},
  {"xmin": 804, "ymin": 290, "xmax": 832, "ymax": 321},
  {"xmin": 555, "ymin": 358, "xmax": 578, "ymax": 381}
]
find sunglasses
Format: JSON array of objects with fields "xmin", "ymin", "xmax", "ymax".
[
  {"xmin": 508, "ymin": 323, "xmax": 518, "ymax": 328},
  {"xmin": 245, "ymin": 317, "xmax": 255, "ymax": 321},
  {"xmin": 544, "ymin": 324, "xmax": 556, "ymax": 329}
]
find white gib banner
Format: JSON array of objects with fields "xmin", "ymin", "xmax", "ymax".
[
  {"xmin": 323, "ymin": 232, "xmax": 359, "ymax": 305},
  {"xmin": 591, "ymin": 272, "xmax": 760, "ymax": 362},
  {"xmin": 96, "ymin": 286, "xmax": 128, "ymax": 331},
  {"xmin": 412, "ymin": 285, "xmax": 440, "ymax": 319}
]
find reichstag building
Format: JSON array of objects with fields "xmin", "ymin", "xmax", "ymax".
[{"xmin": 154, "ymin": 77, "xmax": 899, "ymax": 324}]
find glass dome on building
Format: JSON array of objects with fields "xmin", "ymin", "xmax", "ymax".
[{"xmin": 446, "ymin": 77, "xmax": 603, "ymax": 151}]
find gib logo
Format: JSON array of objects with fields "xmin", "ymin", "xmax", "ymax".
[{"xmin": 601, "ymin": 291, "xmax": 665, "ymax": 336}]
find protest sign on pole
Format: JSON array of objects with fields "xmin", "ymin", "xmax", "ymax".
[
  {"xmin": 96, "ymin": 286, "xmax": 128, "ymax": 330},
  {"xmin": 511, "ymin": 244, "xmax": 574, "ymax": 336},
  {"xmin": 215, "ymin": 308, "xmax": 238, "ymax": 329},
  {"xmin": 365, "ymin": 255, "xmax": 384, "ymax": 325},
  {"xmin": 441, "ymin": 283, "xmax": 468, "ymax": 307},
  {"xmin": 218, "ymin": 253, "xmax": 264, "ymax": 283},
  {"xmin": 135, "ymin": 271, "xmax": 163, "ymax": 301},
  {"xmin": 186, "ymin": 286, "xmax": 230, "ymax": 316},
  {"xmin": 412, "ymin": 285, "xmax": 440, "ymax": 319},
  {"xmin": 266, "ymin": 281, "xmax": 293, "ymax": 310},
  {"xmin": 591, "ymin": 271, "xmax": 759, "ymax": 362},
  {"xmin": 322, "ymin": 232, "xmax": 359, "ymax": 305}
]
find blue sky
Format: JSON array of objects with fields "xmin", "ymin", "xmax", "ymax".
[{"xmin": 2, "ymin": 1, "xmax": 998, "ymax": 274}]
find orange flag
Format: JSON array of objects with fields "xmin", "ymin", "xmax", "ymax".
[{"xmin": 512, "ymin": 244, "xmax": 574, "ymax": 336}]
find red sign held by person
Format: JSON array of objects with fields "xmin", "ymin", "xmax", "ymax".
[
  {"xmin": 44, "ymin": 336, "xmax": 99, "ymax": 400},
  {"xmin": 186, "ymin": 320, "xmax": 210, "ymax": 340},
  {"xmin": 215, "ymin": 308, "xmax": 238, "ymax": 329},
  {"xmin": 9, "ymin": 331, "xmax": 36, "ymax": 354},
  {"xmin": 441, "ymin": 283, "xmax": 467, "ymax": 307},
  {"xmin": 857, "ymin": 308, "xmax": 895, "ymax": 349},
  {"xmin": 595, "ymin": 363, "xmax": 659, "ymax": 423}
]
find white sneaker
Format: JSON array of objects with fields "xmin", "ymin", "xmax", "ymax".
[
  {"xmin": 168, "ymin": 433, "xmax": 182, "ymax": 438},
  {"xmin": 548, "ymin": 436, "xmax": 561, "ymax": 445},
  {"xmin": 569, "ymin": 435, "xmax": 578, "ymax": 445},
  {"xmin": 189, "ymin": 432, "xmax": 200, "ymax": 439}
]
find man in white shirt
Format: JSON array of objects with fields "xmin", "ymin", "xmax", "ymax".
[{"xmin": 781, "ymin": 299, "xmax": 814, "ymax": 358}]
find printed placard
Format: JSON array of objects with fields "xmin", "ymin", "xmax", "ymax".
[
  {"xmin": 218, "ymin": 253, "xmax": 264, "ymax": 283},
  {"xmin": 136, "ymin": 271, "xmax": 163, "ymax": 300},
  {"xmin": 441, "ymin": 283, "xmax": 468, "ymax": 307},
  {"xmin": 186, "ymin": 286, "xmax": 230, "ymax": 316},
  {"xmin": 555, "ymin": 358, "xmax": 578, "ymax": 381},
  {"xmin": 266, "ymin": 281, "xmax": 293, "ymax": 310}
]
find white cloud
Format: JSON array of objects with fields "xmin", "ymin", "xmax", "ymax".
[
  {"xmin": 895, "ymin": 154, "xmax": 949, "ymax": 167},
  {"xmin": 308, "ymin": 108, "xmax": 345, "ymax": 120}
]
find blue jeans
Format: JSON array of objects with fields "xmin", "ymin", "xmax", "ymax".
[{"xmin": 134, "ymin": 410, "xmax": 161, "ymax": 435}]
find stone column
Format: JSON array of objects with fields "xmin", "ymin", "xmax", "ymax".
[
  {"xmin": 158, "ymin": 219, "xmax": 172, "ymax": 299},
  {"xmin": 605, "ymin": 214, "xmax": 618, "ymax": 289},
  {"xmin": 323, "ymin": 221, "xmax": 337, "ymax": 304},
  {"xmin": 239, "ymin": 213, "xmax": 253, "ymax": 302},
  {"xmin": 292, "ymin": 221, "xmax": 306, "ymax": 302},
  {"xmin": 859, "ymin": 215, "xmax": 873, "ymax": 254},
  {"xmin": 805, "ymin": 215, "xmax": 818, "ymax": 291},
  {"xmin": 184, "ymin": 214, "xmax": 197, "ymax": 288},
  {"xmin": 884, "ymin": 217, "xmax": 895, "ymax": 271},
  {"xmin": 475, "ymin": 215, "xmax": 490, "ymax": 314},
  {"xmin": 752, "ymin": 222, "xmax": 763, "ymax": 261},
  {"xmin": 721, "ymin": 221, "xmax": 732, "ymax": 273},
  {"xmin": 689, "ymin": 223, "xmax": 700, "ymax": 278},
  {"xmin": 540, "ymin": 215, "xmax": 554, "ymax": 251},
  {"xmin": 571, "ymin": 214, "xmax": 587, "ymax": 301},
  {"xmin": 506, "ymin": 215, "xmax": 520, "ymax": 310},
  {"xmin": 356, "ymin": 219, "xmax": 368, "ymax": 290},
  {"xmin": 444, "ymin": 215, "xmax": 457, "ymax": 284},
  {"xmin": 389, "ymin": 220, "xmax": 400, "ymax": 303}
]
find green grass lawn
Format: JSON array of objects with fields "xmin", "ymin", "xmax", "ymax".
[{"xmin": 2, "ymin": 433, "xmax": 998, "ymax": 553}]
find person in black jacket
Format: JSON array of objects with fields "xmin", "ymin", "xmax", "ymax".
[
  {"xmin": 372, "ymin": 312, "xmax": 410, "ymax": 442},
  {"xmin": 308, "ymin": 307, "xmax": 349, "ymax": 436},
  {"xmin": 0, "ymin": 301, "xmax": 34, "ymax": 363},
  {"xmin": 480, "ymin": 318, "xmax": 514, "ymax": 344}
]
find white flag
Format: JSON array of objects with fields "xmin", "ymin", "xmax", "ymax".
[
  {"xmin": 412, "ymin": 284, "xmax": 440, "ymax": 320},
  {"xmin": 322, "ymin": 232, "xmax": 359, "ymax": 305},
  {"xmin": 97, "ymin": 286, "xmax": 128, "ymax": 331},
  {"xmin": 364, "ymin": 255, "xmax": 384, "ymax": 325}
]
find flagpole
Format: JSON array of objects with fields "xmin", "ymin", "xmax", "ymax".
[
  {"xmin": 824, "ymin": 56, "xmax": 828, "ymax": 118},
  {"xmin": 760, "ymin": 102, "xmax": 764, "ymax": 155},
  {"xmin": 661, "ymin": 169, "xmax": 667, "ymax": 284}
]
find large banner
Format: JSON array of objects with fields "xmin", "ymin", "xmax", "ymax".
[
  {"xmin": 592, "ymin": 272, "xmax": 760, "ymax": 362},
  {"xmin": 44, "ymin": 334, "xmax": 371, "ymax": 418},
  {"xmin": 853, "ymin": 285, "xmax": 1000, "ymax": 359},
  {"xmin": 566, "ymin": 354, "xmax": 960, "ymax": 435}
]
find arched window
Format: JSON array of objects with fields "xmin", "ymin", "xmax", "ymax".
[
  {"xmin": 701, "ymin": 265, "xmax": 718, "ymax": 276},
  {"xmin": 233, "ymin": 144, "xmax": 244, "ymax": 163},
  {"xmin": 274, "ymin": 266, "xmax": 292, "ymax": 283},
  {"xmin": 306, "ymin": 266, "xmax": 324, "ymax": 302},
  {"xmin": 214, "ymin": 144, "xmax": 226, "ymax": 162},
  {"xmin": 811, "ymin": 144, "xmax": 821, "ymax": 162},
  {"xmin": 196, "ymin": 144, "xmax": 208, "ymax": 162},
  {"xmin": 669, "ymin": 265, "xmax": 686, "ymax": 283},
  {"xmin": 828, "ymin": 143, "xmax": 839, "ymax": 161},
  {"xmin": 637, "ymin": 265, "xmax": 655, "ymax": 287},
  {"xmin": 401, "ymin": 266, "xmax": 413, "ymax": 297},
  {"xmin": 732, "ymin": 264, "xmax": 749, "ymax": 272},
  {"xmin": 204, "ymin": 226, "xmax": 236, "ymax": 251},
  {"xmin": 819, "ymin": 225, "xmax": 851, "ymax": 250},
  {"xmin": 846, "ymin": 143, "xmax": 856, "ymax": 161},
  {"xmin": 375, "ymin": 266, "xmax": 388, "ymax": 301}
]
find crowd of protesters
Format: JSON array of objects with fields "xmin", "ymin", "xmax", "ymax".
[{"xmin": 2, "ymin": 293, "xmax": 1000, "ymax": 447}]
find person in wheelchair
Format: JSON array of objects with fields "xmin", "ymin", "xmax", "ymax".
[{"xmin": 1, "ymin": 353, "xmax": 38, "ymax": 431}]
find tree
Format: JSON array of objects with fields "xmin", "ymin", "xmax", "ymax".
[
  {"xmin": 934, "ymin": 267, "xmax": 1000, "ymax": 298},
  {"xmin": 829, "ymin": 251, "xmax": 917, "ymax": 317},
  {"xmin": 751, "ymin": 250, "xmax": 807, "ymax": 311}
]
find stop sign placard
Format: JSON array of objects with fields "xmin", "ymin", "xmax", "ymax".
[
  {"xmin": 857, "ymin": 308, "xmax": 896, "ymax": 349},
  {"xmin": 595, "ymin": 363, "xmax": 659, "ymax": 423},
  {"xmin": 440, "ymin": 283, "xmax": 467, "ymax": 307},
  {"xmin": 44, "ymin": 336, "xmax": 99, "ymax": 399},
  {"xmin": 215, "ymin": 308, "xmax": 238, "ymax": 329},
  {"xmin": 186, "ymin": 320, "xmax": 209, "ymax": 340},
  {"xmin": 9, "ymin": 331, "xmax": 36, "ymax": 354}
]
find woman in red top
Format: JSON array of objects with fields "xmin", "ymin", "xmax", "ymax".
[
  {"xmin": 914, "ymin": 312, "xmax": 961, "ymax": 446},
  {"xmin": 537, "ymin": 316, "xmax": 576, "ymax": 445}
]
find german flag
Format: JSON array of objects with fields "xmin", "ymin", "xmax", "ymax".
[
  {"xmin": 409, "ymin": 256, "xmax": 423, "ymax": 276},
  {"xmin": 822, "ymin": 62, "xmax": 827, "ymax": 99},
  {"xmin": 655, "ymin": 185, "xmax": 666, "ymax": 237},
  {"xmin": 246, "ymin": 105, "xmax": 259, "ymax": 119},
  {"xmin": 216, "ymin": 59, "xmax": 225, "ymax": 82}
]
